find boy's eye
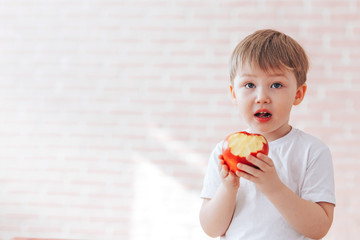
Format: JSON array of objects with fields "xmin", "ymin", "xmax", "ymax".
[
  {"xmin": 245, "ymin": 83, "xmax": 256, "ymax": 88},
  {"xmin": 271, "ymin": 83, "xmax": 283, "ymax": 89}
]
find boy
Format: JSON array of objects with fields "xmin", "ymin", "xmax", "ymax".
[{"xmin": 199, "ymin": 29, "xmax": 335, "ymax": 239}]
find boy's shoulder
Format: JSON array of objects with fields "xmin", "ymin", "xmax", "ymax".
[
  {"xmin": 288, "ymin": 128, "xmax": 330, "ymax": 152},
  {"xmin": 292, "ymin": 128, "xmax": 327, "ymax": 144}
]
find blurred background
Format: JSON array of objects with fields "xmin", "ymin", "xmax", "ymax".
[{"xmin": 0, "ymin": 0, "xmax": 359, "ymax": 239}]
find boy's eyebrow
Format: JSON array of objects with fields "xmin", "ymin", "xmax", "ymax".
[{"xmin": 269, "ymin": 73, "xmax": 287, "ymax": 78}]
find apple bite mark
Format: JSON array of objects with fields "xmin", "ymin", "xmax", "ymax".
[
  {"xmin": 228, "ymin": 133, "xmax": 267, "ymax": 157},
  {"xmin": 222, "ymin": 131, "xmax": 269, "ymax": 173}
]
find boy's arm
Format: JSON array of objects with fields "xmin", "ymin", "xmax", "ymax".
[
  {"xmin": 199, "ymin": 158, "xmax": 239, "ymax": 238},
  {"xmin": 237, "ymin": 153, "xmax": 334, "ymax": 239},
  {"xmin": 266, "ymin": 184, "xmax": 334, "ymax": 239}
]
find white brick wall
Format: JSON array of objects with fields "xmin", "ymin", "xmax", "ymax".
[{"xmin": 0, "ymin": 0, "xmax": 358, "ymax": 239}]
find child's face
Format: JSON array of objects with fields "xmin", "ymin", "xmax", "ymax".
[{"xmin": 230, "ymin": 63, "xmax": 306, "ymax": 141}]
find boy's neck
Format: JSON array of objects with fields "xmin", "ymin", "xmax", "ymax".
[{"xmin": 254, "ymin": 125, "xmax": 293, "ymax": 142}]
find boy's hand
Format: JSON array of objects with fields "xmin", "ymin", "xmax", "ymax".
[
  {"xmin": 218, "ymin": 154, "xmax": 240, "ymax": 190},
  {"xmin": 236, "ymin": 153, "xmax": 282, "ymax": 196}
]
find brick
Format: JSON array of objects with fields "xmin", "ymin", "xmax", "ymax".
[
  {"xmin": 311, "ymin": 0, "xmax": 351, "ymax": 8},
  {"xmin": 219, "ymin": 1, "xmax": 258, "ymax": 7}
]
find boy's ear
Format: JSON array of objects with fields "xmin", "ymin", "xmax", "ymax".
[
  {"xmin": 293, "ymin": 83, "xmax": 307, "ymax": 106},
  {"xmin": 229, "ymin": 85, "xmax": 237, "ymax": 104}
]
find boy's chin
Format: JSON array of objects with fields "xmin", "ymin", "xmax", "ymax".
[
  {"xmin": 248, "ymin": 124, "xmax": 275, "ymax": 136},
  {"xmin": 247, "ymin": 122, "xmax": 270, "ymax": 132}
]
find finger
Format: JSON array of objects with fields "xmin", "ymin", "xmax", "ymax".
[
  {"xmin": 246, "ymin": 155, "xmax": 268, "ymax": 170},
  {"xmin": 220, "ymin": 164, "xmax": 229, "ymax": 178},
  {"xmin": 235, "ymin": 170, "xmax": 242, "ymax": 178},
  {"xmin": 228, "ymin": 171, "xmax": 239, "ymax": 182},
  {"xmin": 228, "ymin": 171, "xmax": 234, "ymax": 180},
  {"xmin": 256, "ymin": 153, "xmax": 274, "ymax": 167},
  {"xmin": 237, "ymin": 162, "xmax": 260, "ymax": 176},
  {"xmin": 236, "ymin": 170, "xmax": 255, "ymax": 182},
  {"xmin": 218, "ymin": 159, "xmax": 225, "ymax": 172}
]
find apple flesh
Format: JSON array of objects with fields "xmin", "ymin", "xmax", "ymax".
[{"xmin": 222, "ymin": 131, "xmax": 269, "ymax": 173}]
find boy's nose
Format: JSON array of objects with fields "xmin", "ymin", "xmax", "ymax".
[{"xmin": 256, "ymin": 88, "xmax": 270, "ymax": 104}]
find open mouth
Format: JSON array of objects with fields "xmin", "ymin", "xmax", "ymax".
[{"xmin": 254, "ymin": 111, "xmax": 272, "ymax": 118}]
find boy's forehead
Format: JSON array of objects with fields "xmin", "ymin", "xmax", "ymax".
[{"xmin": 238, "ymin": 62, "xmax": 289, "ymax": 76}]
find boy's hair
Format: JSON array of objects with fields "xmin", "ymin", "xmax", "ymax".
[{"xmin": 230, "ymin": 29, "xmax": 309, "ymax": 87}]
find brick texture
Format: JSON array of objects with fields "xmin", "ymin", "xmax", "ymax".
[{"xmin": 0, "ymin": 0, "xmax": 358, "ymax": 239}]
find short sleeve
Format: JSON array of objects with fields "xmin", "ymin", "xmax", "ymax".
[
  {"xmin": 200, "ymin": 142, "xmax": 223, "ymax": 199},
  {"xmin": 300, "ymin": 145, "xmax": 336, "ymax": 205}
]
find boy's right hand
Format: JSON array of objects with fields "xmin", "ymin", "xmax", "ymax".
[{"xmin": 218, "ymin": 154, "xmax": 240, "ymax": 190}]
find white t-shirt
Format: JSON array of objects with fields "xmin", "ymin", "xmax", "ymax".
[{"xmin": 200, "ymin": 128, "xmax": 336, "ymax": 240}]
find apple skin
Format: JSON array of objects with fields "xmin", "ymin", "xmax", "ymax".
[{"xmin": 222, "ymin": 131, "xmax": 269, "ymax": 173}]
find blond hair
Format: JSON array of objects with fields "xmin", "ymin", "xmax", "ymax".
[{"xmin": 230, "ymin": 29, "xmax": 309, "ymax": 87}]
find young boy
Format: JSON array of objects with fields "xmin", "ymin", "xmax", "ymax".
[{"xmin": 199, "ymin": 29, "xmax": 336, "ymax": 239}]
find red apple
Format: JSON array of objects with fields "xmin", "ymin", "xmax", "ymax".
[{"xmin": 222, "ymin": 131, "xmax": 269, "ymax": 173}]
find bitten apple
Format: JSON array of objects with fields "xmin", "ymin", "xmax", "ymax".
[{"xmin": 222, "ymin": 131, "xmax": 269, "ymax": 173}]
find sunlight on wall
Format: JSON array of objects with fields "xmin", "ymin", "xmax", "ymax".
[
  {"xmin": 147, "ymin": 126, "xmax": 206, "ymax": 172},
  {"xmin": 130, "ymin": 152, "xmax": 210, "ymax": 240}
]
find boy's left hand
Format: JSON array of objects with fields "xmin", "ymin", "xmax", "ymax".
[{"xmin": 236, "ymin": 153, "xmax": 283, "ymax": 197}]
